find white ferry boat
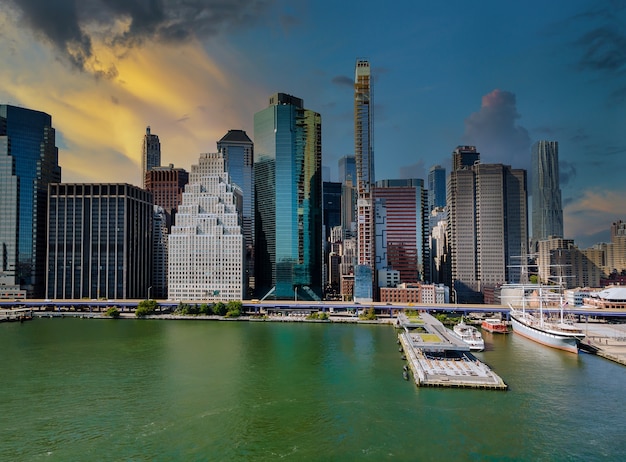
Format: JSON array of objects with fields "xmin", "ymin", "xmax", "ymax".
[{"xmin": 450, "ymin": 320, "xmax": 485, "ymax": 351}]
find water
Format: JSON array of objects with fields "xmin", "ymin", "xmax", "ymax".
[{"xmin": 2, "ymin": 318, "xmax": 626, "ymax": 461}]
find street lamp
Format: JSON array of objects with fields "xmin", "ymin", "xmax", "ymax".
[{"xmin": 148, "ymin": 286, "xmax": 152, "ymax": 300}]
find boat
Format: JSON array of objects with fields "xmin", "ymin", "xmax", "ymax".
[
  {"xmin": 481, "ymin": 318, "xmax": 509, "ymax": 334},
  {"xmin": 450, "ymin": 319, "xmax": 485, "ymax": 351},
  {"xmin": 507, "ymin": 285, "xmax": 585, "ymax": 354}
]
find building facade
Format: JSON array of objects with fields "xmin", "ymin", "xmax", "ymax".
[
  {"xmin": 354, "ymin": 59, "xmax": 375, "ymax": 302},
  {"xmin": 168, "ymin": 152, "xmax": 244, "ymax": 301},
  {"xmin": 427, "ymin": 164, "xmax": 446, "ymax": 212},
  {"xmin": 46, "ymin": 183, "xmax": 152, "ymax": 299},
  {"xmin": 144, "ymin": 164, "xmax": 189, "ymax": 225},
  {"xmin": 0, "ymin": 105, "xmax": 61, "ymax": 298},
  {"xmin": 217, "ymin": 130, "xmax": 255, "ymax": 296},
  {"xmin": 448, "ymin": 158, "xmax": 528, "ymax": 303},
  {"xmin": 531, "ymin": 141, "xmax": 563, "ymax": 246},
  {"xmin": 254, "ymin": 93, "xmax": 322, "ymax": 300},
  {"xmin": 142, "ymin": 126, "xmax": 161, "ymax": 187},
  {"xmin": 338, "ymin": 155, "xmax": 356, "ymax": 184}
]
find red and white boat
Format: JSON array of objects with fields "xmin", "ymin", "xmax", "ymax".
[{"xmin": 481, "ymin": 318, "xmax": 509, "ymax": 334}]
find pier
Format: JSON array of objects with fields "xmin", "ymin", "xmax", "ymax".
[
  {"xmin": 398, "ymin": 312, "xmax": 507, "ymax": 390},
  {"xmin": 0, "ymin": 308, "xmax": 33, "ymax": 323}
]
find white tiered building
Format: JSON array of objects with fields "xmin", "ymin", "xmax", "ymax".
[{"xmin": 167, "ymin": 152, "xmax": 244, "ymax": 301}]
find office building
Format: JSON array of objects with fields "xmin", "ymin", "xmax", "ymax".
[
  {"xmin": 142, "ymin": 126, "xmax": 161, "ymax": 187},
  {"xmin": 452, "ymin": 145, "xmax": 479, "ymax": 171},
  {"xmin": 168, "ymin": 152, "xmax": 244, "ymax": 301},
  {"xmin": 354, "ymin": 59, "xmax": 375, "ymax": 302},
  {"xmin": 218, "ymin": 130, "xmax": 255, "ymax": 296},
  {"xmin": 427, "ymin": 165, "xmax": 446, "ymax": 212},
  {"xmin": 145, "ymin": 164, "xmax": 189, "ymax": 226},
  {"xmin": 448, "ymin": 157, "xmax": 527, "ymax": 303},
  {"xmin": 254, "ymin": 93, "xmax": 322, "ymax": 300},
  {"xmin": 374, "ymin": 179, "xmax": 429, "ymax": 284},
  {"xmin": 531, "ymin": 141, "xmax": 563, "ymax": 246},
  {"xmin": 46, "ymin": 184, "xmax": 152, "ymax": 299},
  {"xmin": 0, "ymin": 105, "xmax": 61, "ymax": 298}
]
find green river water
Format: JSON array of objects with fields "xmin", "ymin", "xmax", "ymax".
[{"xmin": 1, "ymin": 318, "xmax": 625, "ymax": 461}]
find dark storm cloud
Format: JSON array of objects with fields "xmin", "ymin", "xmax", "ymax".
[
  {"xmin": 576, "ymin": 27, "xmax": 626, "ymax": 73},
  {"xmin": 559, "ymin": 160, "xmax": 576, "ymax": 187},
  {"xmin": 6, "ymin": 0, "xmax": 271, "ymax": 71},
  {"xmin": 463, "ymin": 89, "xmax": 531, "ymax": 170}
]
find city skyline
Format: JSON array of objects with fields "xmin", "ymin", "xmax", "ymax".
[{"xmin": 0, "ymin": 1, "xmax": 625, "ymax": 247}]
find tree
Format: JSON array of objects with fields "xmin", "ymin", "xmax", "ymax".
[
  {"xmin": 105, "ymin": 307, "xmax": 120, "ymax": 318},
  {"xmin": 136, "ymin": 299, "xmax": 158, "ymax": 317},
  {"xmin": 213, "ymin": 302, "xmax": 227, "ymax": 316},
  {"xmin": 225, "ymin": 300, "xmax": 243, "ymax": 318}
]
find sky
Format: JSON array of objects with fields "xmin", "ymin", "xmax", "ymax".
[{"xmin": 0, "ymin": 0, "xmax": 625, "ymax": 248}]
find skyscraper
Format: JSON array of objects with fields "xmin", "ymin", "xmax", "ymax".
[
  {"xmin": 168, "ymin": 152, "xmax": 244, "ymax": 301},
  {"xmin": 531, "ymin": 141, "xmax": 563, "ymax": 246},
  {"xmin": 0, "ymin": 105, "xmax": 61, "ymax": 298},
  {"xmin": 448, "ymin": 156, "xmax": 527, "ymax": 303},
  {"xmin": 338, "ymin": 155, "xmax": 356, "ymax": 184},
  {"xmin": 142, "ymin": 126, "xmax": 161, "ymax": 187},
  {"xmin": 354, "ymin": 59, "xmax": 375, "ymax": 302},
  {"xmin": 427, "ymin": 165, "xmax": 446, "ymax": 211},
  {"xmin": 254, "ymin": 93, "xmax": 322, "ymax": 300},
  {"xmin": 452, "ymin": 145, "xmax": 480, "ymax": 171},
  {"xmin": 217, "ymin": 130, "xmax": 255, "ymax": 296},
  {"xmin": 46, "ymin": 184, "xmax": 152, "ymax": 299},
  {"xmin": 145, "ymin": 164, "xmax": 189, "ymax": 225}
]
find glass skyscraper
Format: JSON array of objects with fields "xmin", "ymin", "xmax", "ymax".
[
  {"xmin": 531, "ymin": 140, "xmax": 563, "ymax": 246},
  {"xmin": 0, "ymin": 105, "xmax": 61, "ymax": 298},
  {"xmin": 217, "ymin": 130, "xmax": 255, "ymax": 296},
  {"xmin": 427, "ymin": 164, "xmax": 446, "ymax": 211},
  {"xmin": 254, "ymin": 93, "xmax": 322, "ymax": 300},
  {"xmin": 142, "ymin": 126, "xmax": 161, "ymax": 188}
]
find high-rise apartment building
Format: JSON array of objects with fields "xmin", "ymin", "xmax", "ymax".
[
  {"xmin": 427, "ymin": 165, "xmax": 446, "ymax": 212},
  {"xmin": 168, "ymin": 152, "xmax": 244, "ymax": 301},
  {"xmin": 354, "ymin": 59, "xmax": 375, "ymax": 302},
  {"xmin": 0, "ymin": 105, "xmax": 61, "ymax": 298},
  {"xmin": 374, "ymin": 179, "xmax": 429, "ymax": 284},
  {"xmin": 217, "ymin": 130, "xmax": 255, "ymax": 296},
  {"xmin": 142, "ymin": 126, "xmax": 161, "ymax": 188},
  {"xmin": 254, "ymin": 93, "xmax": 322, "ymax": 300},
  {"xmin": 448, "ymin": 155, "xmax": 527, "ymax": 303},
  {"xmin": 46, "ymin": 184, "xmax": 152, "ymax": 299},
  {"xmin": 531, "ymin": 141, "xmax": 563, "ymax": 246}
]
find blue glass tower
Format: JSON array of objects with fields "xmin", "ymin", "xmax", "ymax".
[
  {"xmin": 217, "ymin": 130, "xmax": 254, "ymax": 296},
  {"xmin": 0, "ymin": 105, "xmax": 61, "ymax": 297},
  {"xmin": 428, "ymin": 165, "xmax": 446, "ymax": 211},
  {"xmin": 254, "ymin": 93, "xmax": 322, "ymax": 300}
]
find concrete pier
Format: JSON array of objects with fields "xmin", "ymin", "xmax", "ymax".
[
  {"xmin": 576, "ymin": 321, "xmax": 626, "ymax": 366},
  {"xmin": 398, "ymin": 312, "xmax": 507, "ymax": 390}
]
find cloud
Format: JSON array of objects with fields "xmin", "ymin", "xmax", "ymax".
[
  {"xmin": 563, "ymin": 189, "xmax": 626, "ymax": 247},
  {"xmin": 559, "ymin": 160, "xmax": 577, "ymax": 187},
  {"xmin": 331, "ymin": 75, "xmax": 353, "ymax": 88},
  {"xmin": 5, "ymin": 0, "xmax": 271, "ymax": 73},
  {"xmin": 398, "ymin": 160, "xmax": 426, "ymax": 181},
  {"xmin": 463, "ymin": 89, "xmax": 531, "ymax": 170}
]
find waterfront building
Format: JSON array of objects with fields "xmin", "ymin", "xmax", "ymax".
[
  {"xmin": 152, "ymin": 206, "xmax": 168, "ymax": 299},
  {"xmin": 447, "ymin": 157, "xmax": 527, "ymax": 303},
  {"xmin": 373, "ymin": 179, "xmax": 429, "ymax": 284},
  {"xmin": 379, "ymin": 282, "xmax": 448, "ymax": 304},
  {"xmin": 538, "ymin": 238, "xmax": 603, "ymax": 289},
  {"xmin": 429, "ymin": 211, "xmax": 448, "ymax": 285},
  {"xmin": 0, "ymin": 105, "xmax": 61, "ymax": 298},
  {"xmin": 607, "ymin": 220, "xmax": 626, "ymax": 273},
  {"xmin": 217, "ymin": 130, "xmax": 255, "ymax": 296},
  {"xmin": 531, "ymin": 141, "xmax": 563, "ymax": 248},
  {"xmin": 341, "ymin": 179, "xmax": 357, "ymax": 240},
  {"xmin": 142, "ymin": 126, "xmax": 161, "ymax": 188},
  {"xmin": 323, "ymin": 181, "xmax": 342, "ymax": 297},
  {"xmin": 168, "ymin": 152, "xmax": 244, "ymax": 301},
  {"xmin": 355, "ymin": 59, "xmax": 375, "ymax": 302},
  {"xmin": 428, "ymin": 165, "xmax": 446, "ymax": 212},
  {"xmin": 253, "ymin": 93, "xmax": 322, "ymax": 300},
  {"xmin": 338, "ymin": 155, "xmax": 356, "ymax": 184},
  {"xmin": 46, "ymin": 183, "xmax": 152, "ymax": 299}
]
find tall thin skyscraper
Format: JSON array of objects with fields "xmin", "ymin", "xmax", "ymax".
[
  {"xmin": 354, "ymin": 58, "xmax": 375, "ymax": 302},
  {"xmin": 254, "ymin": 93, "xmax": 322, "ymax": 300},
  {"xmin": 531, "ymin": 141, "xmax": 563, "ymax": 246},
  {"xmin": 217, "ymin": 130, "xmax": 255, "ymax": 296},
  {"xmin": 0, "ymin": 105, "xmax": 61, "ymax": 298},
  {"xmin": 428, "ymin": 164, "xmax": 446, "ymax": 211},
  {"xmin": 142, "ymin": 126, "xmax": 161, "ymax": 187},
  {"xmin": 338, "ymin": 155, "xmax": 356, "ymax": 184}
]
